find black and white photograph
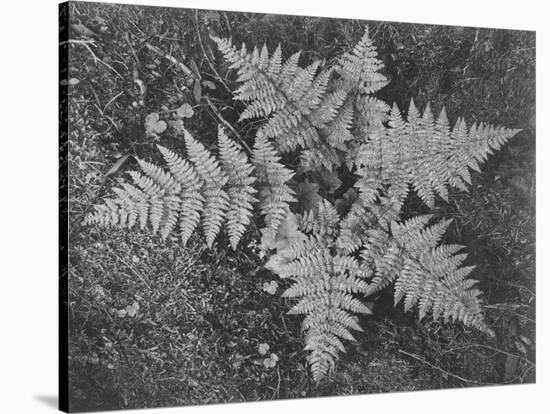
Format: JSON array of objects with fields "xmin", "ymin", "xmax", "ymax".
[
  {"xmin": 3, "ymin": 0, "xmax": 546, "ymax": 413},
  {"xmin": 57, "ymin": 1, "xmax": 538, "ymax": 412}
]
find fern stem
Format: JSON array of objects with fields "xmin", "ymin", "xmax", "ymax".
[{"xmin": 206, "ymin": 97, "xmax": 252, "ymax": 153}]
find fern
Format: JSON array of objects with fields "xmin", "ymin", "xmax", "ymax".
[
  {"xmin": 86, "ymin": 127, "xmax": 289, "ymax": 249},
  {"xmin": 270, "ymin": 201, "xmax": 373, "ymax": 381},
  {"xmin": 354, "ymin": 101, "xmax": 520, "ymax": 208},
  {"xmin": 267, "ymin": 198, "xmax": 491, "ymax": 379},
  {"xmin": 252, "ymin": 131, "xmax": 296, "ymax": 238},
  {"xmin": 87, "ymin": 26, "xmax": 521, "ymax": 382},
  {"xmin": 212, "ymin": 35, "xmax": 348, "ymax": 173}
]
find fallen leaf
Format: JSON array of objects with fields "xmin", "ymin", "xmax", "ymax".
[
  {"xmin": 263, "ymin": 353, "xmax": 279, "ymax": 369},
  {"xmin": 262, "ymin": 281, "xmax": 278, "ymax": 295},
  {"xmin": 202, "ymin": 80, "xmax": 216, "ymax": 90},
  {"xmin": 264, "ymin": 254, "xmax": 292, "ymax": 278},
  {"xmin": 317, "ymin": 169, "xmax": 342, "ymax": 193},
  {"xmin": 106, "ymin": 155, "xmax": 129, "ymax": 176},
  {"xmin": 115, "ymin": 309, "xmax": 127, "ymax": 318},
  {"xmin": 335, "ymin": 188, "xmax": 358, "ymax": 214},
  {"xmin": 189, "ymin": 59, "xmax": 201, "ymax": 79},
  {"xmin": 145, "ymin": 112, "xmax": 167, "ymax": 137},
  {"xmin": 260, "ymin": 213, "xmax": 306, "ymax": 251},
  {"xmin": 258, "ymin": 343, "xmax": 270, "ymax": 355},
  {"xmin": 176, "ymin": 103, "xmax": 194, "ymax": 119},
  {"xmin": 295, "ymin": 182, "xmax": 322, "ymax": 213},
  {"xmin": 193, "ymin": 79, "xmax": 202, "ymax": 103},
  {"xmin": 71, "ymin": 23, "xmax": 97, "ymax": 37},
  {"xmin": 125, "ymin": 301, "xmax": 140, "ymax": 317},
  {"xmin": 188, "ymin": 378, "xmax": 200, "ymax": 388}
]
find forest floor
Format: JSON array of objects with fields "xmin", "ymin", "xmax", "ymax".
[{"xmin": 64, "ymin": 2, "xmax": 536, "ymax": 411}]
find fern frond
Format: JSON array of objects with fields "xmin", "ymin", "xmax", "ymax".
[
  {"xmin": 385, "ymin": 216, "xmax": 491, "ymax": 334},
  {"xmin": 252, "ymin": 132, "xmax": 296, "ymax": 236},
  {"xmin": 183, "ymin": 130, "xmax": 230, "ymax": 248},
  {"xmin": 217, "ymin": 127, "xmax": 258, "ymax": 249},
  {"xmin": 267, "ymin": 201, "xmax": 373, "ymax": 381},
  {"xmin": 354, "ymin": 99, "xmax": 520, "ymax": 207},
  {"xmin": 156, "ymin": 145, "xmax": 204, "ymax": 244},
  {"xmin": 298, "ymin": 199, "xmax": 340, "ymax": 237},
  {"xmin": 86, "ymin": 127, "xmax": 261, "ymax": 249},
  {"xmin": 336, "ymin": 26, "xmax": 389, "ymax": 94},
  {"xmin": 213, "ymin": 35, "xmax": 350, "ymax": 173}
]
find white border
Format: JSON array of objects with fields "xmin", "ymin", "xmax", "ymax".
[{"xmin": 0, "ymin": 0, "xmax": 546, "ymax": 413}]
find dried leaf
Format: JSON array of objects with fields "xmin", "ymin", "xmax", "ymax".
[
  {"xmin": 295, "ymin": 182, "xmax": 322, "ymax": 213},
  {"xmin": 263, "ymin": 353, "xmax": 279, "ymax": 368},
  {"xmin": 258, "ymin": 343, "xmax": 270, "ymax": 355},
  {"xmin": 71, "ymin": 23, "xmax": 96, "ymax": 37},
  {"xmin": 189, "ymin": 59, "xmax": 201, "ymax": 79},
  {"xmin": 202, "ymin": 80, "xmax": 216, "ymax": 90},
  {"xmin": 106, "ymin": 155, "xmax": 130, "ymax": 176},
  {"xmin": 262, "ymin": 281, "xmax": 278, "ymax": 295},
  {"xmin": 317, "ymin": 169, "xmax": 342, "ymax": 193},
  {"xmin": 193, "ymin": 79, "xmax": 202, "ymax": 103},
  {"xmin": 125, "ymin": 301, "xmax": 140, "ymax": 317},
  {"xmin": 145, "ymin": 112, "xmax": 167, "ymax": 137},
  {"xmin": 261, "ymin": 213, "xmax": 306, "ymax": 251},
  {"xmin": 265, "ymin": 254, "xmax": 292, "ymax": 278},
  {"xmin": 176, "ymin": 103, "xmax": 194, "ymax": 119}
]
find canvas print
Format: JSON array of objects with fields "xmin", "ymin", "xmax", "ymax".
[{"xmin": 59, "ymin": 1, "xmax": 536, "ymax": 412}]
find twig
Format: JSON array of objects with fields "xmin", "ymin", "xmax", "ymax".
[
  {"xmin": 144, "ymin": 42, "xmax": 197, "ymax": 81},
  {"xmin": 398, "ymin": 349, "xmax": 486, "ymax": 385},
  {"xmin": 194, "ymin": 10, "xmax": 232, "ymax": 95},
  {"xmin": 483, "ymin": 304, "xmax": 536, "ymax": 324},
  {"xmin": 102, "ymin": 91, "xmax": 124, "ymax": 114},
  {"xmin": 110, "ymin": 250, "xmax": 152, "ymax": 291},
  {"xmin": 443, "ymin": 343, "xmax": 535, "ymax": 368},
  {"xmin": 272, "ymin": 366, "xmax": 281, "ymax": 399},
  {"xmin": 66, "ymin": 39, "xmax": 123, "ymax": 79},
  {"xmin": 206, "ymin": 97, "xmax": 252, "ymax": 153}
]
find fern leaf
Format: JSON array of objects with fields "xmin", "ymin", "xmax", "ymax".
[
  {"xmin": 268, "ymin": 200, "xmax": 373, "ymax": 381},
  {"xmin": 217, "ymin": 127, "xmax": 258, "ymax": 249},
  {"xmin": 337, "ymin": 26, "xmax": 389, "ymax": 94},
  {"xmin": 252, "ymin": 132, "xmax": 296, "ymax": 236},
  {"xmin": 183, "ymin": 129, "xmax": 230, "ymax": 248},
  {"xmin": 390, "ymin": 217, "xmax": 492, "ymax": 334},
  {"xmin": 156, "ymin": 145, "xmax": 204, "ymax": 244},
  {"xmin": 354, "ymin": 98, "xmax": 520, "ymax": 208}
]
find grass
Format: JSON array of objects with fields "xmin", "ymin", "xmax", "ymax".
[{"xmin": 66, "ymin": 1, "xmax": 535, "ymax": 411}]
